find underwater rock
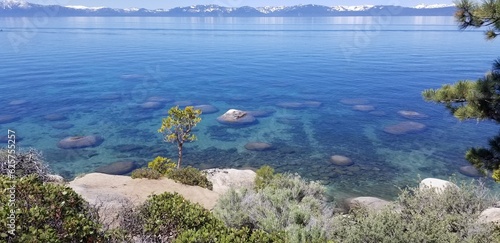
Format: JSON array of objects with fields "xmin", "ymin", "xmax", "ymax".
[
  {"xmin": 398, "ymin": 110, "xmax": 429, "ymax": 119},
  {"xmin": 194, "ymin": 105, "xmax": 219, "ymax": 114},
  {"xmin": 340, "ymin": 98, "xmax": 369, "ymax": 105},
  {"xmin": 383, "ymin": 121, "xmax": 426, "ymax": 135},
  {"xmin": 0, "ymin": 115, "xmax": 20, "ymax": 124},
  {"xmin": 459, "ymin": 165, "xmax": 483, "ymax": 177},
  {"xmin": 51, "ymin": 123, "xmax": 74, "ymax": 130},
  {"xmin": 147, "ymin": 96, "xmax": 172, "ymax": 103},
  {"xmin": 95, "ymin": 161, "xmax": 136, "ymax": 175},
  {"xmin": 217, "ymin": 109, "xmax": 256, "ymax": 125},
  {"xmin": 330, "ymin": 155, "xmax": 354, "ymax": 166},
  {"xmin": 244, "ymin": 142, "xmax": 273, "ymax": 151},
  {"xmin": 276, "ymin": 102, "xmax": 304, "ymax": 109},
  {"xmin": 302, "ymin": 101, "xmax": 322, "ymax": 108},
  {"xmin": 140, "ymin": 101, "xmax": 163, "ymax": 110},
  {"xmin": 57, "ymin": 135, "xmax": 104, "ymax": 149},
  {"xmin": 353, "ymin": 105, "xmax": 375, "ymax": 112},
  {"xmin": 8, "ymin": 99, "xmax": 28, "ymax": 106},
  {"xmin": 44, "ymin": 113, "xmax": 68, "ymax": 121},
  {"xmin": 245, "ymin": 109, "xmax": 276, "ymax": 118}
]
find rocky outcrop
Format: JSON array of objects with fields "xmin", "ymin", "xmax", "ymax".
[
  {"xmin": 204, "ymin": 168, "xmax": 256, "ymax": 195},
  {"xmin": 419, "ymin": 178, "xmax": 458, "ymax": 192},
  {"xmin": 217, "ymin": 109, "xmax": 256, "ymax": 125},
  {"xmin": 346, "ymin": 196, "xmax": 391, "ymax": 211}
]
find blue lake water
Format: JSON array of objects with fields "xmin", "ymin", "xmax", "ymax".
[{"xmin": 0, "ymin": 16, "xmax": 498, "ymax": 200}]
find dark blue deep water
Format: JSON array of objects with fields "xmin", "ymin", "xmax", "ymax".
[{"xmin": 0, "ymin": 16, "xmax": 498, "ymax": 199}]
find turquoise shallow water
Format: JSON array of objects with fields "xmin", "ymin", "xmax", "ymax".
[{"xmin": 0, "ymin": 16, "xmax": 498, "ymax": 199}]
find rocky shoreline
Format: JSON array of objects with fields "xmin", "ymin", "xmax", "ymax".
[{"xmin": 61, "ymin": 169, "xmax": 500, "ymax": 226}]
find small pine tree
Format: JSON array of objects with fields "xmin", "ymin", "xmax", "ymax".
[{"xmin": 158, "ymin": 106, "xmax": 202, "ymax": 168}]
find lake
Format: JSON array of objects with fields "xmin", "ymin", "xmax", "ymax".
[{"xmin": 0, "ymin": 16, "xmax": 498, "ymax": 200}]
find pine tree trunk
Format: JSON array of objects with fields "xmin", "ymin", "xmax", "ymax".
[{"xmin": 177, "ymin": 143, "xmax": 183, "ymax": 169}]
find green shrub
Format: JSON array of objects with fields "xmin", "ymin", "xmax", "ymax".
[
  {"xmin": 254, "ymin": 165, "xmax": 276, "ymax": 190},
  {"xmin": 0, "ymin": 175, "xmax": 106, "ymax": 242},
  {"xmin": 133, "ymin": 192, "xmax": 222, "ymax": 242},
  {"xmin": 131, "ymin": 168, "xmax": 162, "ymax": 179},
  {"xmin": 168, "ymin": 166, "xmax": 213, "ymax": 190},
  {"xmin": 0, "ymin": 148, "xmax": 51, "ymax": 182},
  {"xmin": 147, "ymin": 156, "xmax": 176, "ymax": 176},
  {"xmin": 176, "ymin": 226, "xmax": 286, "ymax": 243},
  {"xmin": 332, "ymin": 181, "xmax": 500, "ymax": 243},
  {"xmin": 214, "ymin": 172, "xmax": 334, "ymax": 241}
]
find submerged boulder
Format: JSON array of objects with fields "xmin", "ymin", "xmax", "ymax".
[
  {"xmin": 340, "ymin": 98, "xmax": 369, "ymax": 105},
  {"xmin": 0, "ymin": 115, "xmax": 20, "ymax": 124},
  {"xmin": 57, "ymin": 135, "xmax": 104, "ymax": 149},
  {"xmin": 140, "ymin": 101, "xmax": 163, "ymax": 110},
  {"xmin": 217, "ymin": 109, "xmax": 256, "ymax": 125},
  {"xmin": 459, "ymin": 165, "xmax": 483, "ymax": 177},
  {"xmin": 383, "ymin": 121, "xmax": 426, "ymax": 135},
  {"xmin": 95, "ymin": 161, "xmax": 136, "ymax": 175},
  {"xmin": 244, "ymin": 142, "xmax": 273, "ymax": 151},
  {"xmin": 194, "ymin": 105, "xmax": 219, "ymax": 114},
  {"xmin": 330, "ymin": 155, "xmax": 354, "ymax": 166},
  {"xmin": 398, "ymin": 110, "xmax": 429, "ymax": 119},
  {"xmin": 353, "ymin": 105, "xmax": 375, "ymax": 112},
  {"xmin": 9, "ymin": 99, "xmax": 28, "ymax": 106}
]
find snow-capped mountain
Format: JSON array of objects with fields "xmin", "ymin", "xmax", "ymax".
[{"xmin": 0, "ymin": 1, "xmax": 456, "ymax": 17}]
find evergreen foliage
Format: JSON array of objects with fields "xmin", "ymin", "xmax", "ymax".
[
  {"xmin": 168, "ymin": 166, "xmax": 213, "ymax": 190},
  {"xmin": 0, "ymin": 175, "xmax": 106, "ymax": 242},
  {"xmin": 147, "ymin": 156, "xmax": 177, "ymax": 176},
  {"xmin": 130, "ymin": 168, "xmax": 162, "ymax": 180},
  {"xmin": 423, "ymin": 0, "xmax": 500, "ymax": 181},
  {"xmin": 455, "ymin": 0, "xmax": 500, "ymax": 39},
  {"xmin": 158, "ymin": 106, "xmax": 202, "ymax": 168}
]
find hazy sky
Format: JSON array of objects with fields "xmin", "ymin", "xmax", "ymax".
[{"xmin": 27, "ymin": 0, "xmax": 455, "ymax": 9}]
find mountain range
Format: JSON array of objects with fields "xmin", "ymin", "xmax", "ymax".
[{"xmin": 0, "ymin": 1, "xmax": 456, "ymax": 17}]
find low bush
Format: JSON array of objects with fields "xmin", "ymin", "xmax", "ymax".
[
  {"xmin": 168, "ymin": 166, "xmax": 213, "ymax": 190},
  {"xmin": 0, "ymin": 175, "xmax": 106, "ymax": 242},
  {"xmin": 131, "ymin": 168, "xmax": 162, "ymax": 179},
  {"xmin": 331, "ymin": 181, "xmax": 500, "ymax": 243},
  {"xmin": 254, "ymin": 165, "xmax": 276, "ymax": 190},
  {"xmin": 214, "ymin": 171, "xmax": 334, "ymax": 241},
  {"xmin": 0, "ymin": 148, "xmax": 51, "ymax": 182},
  {"xmin": 176, "ymin": 226, "xmax": 285, "ymax": 243},
  {"xmin": 148, "ymin": 156, "xmax": 176, "ymax": 176},
  {"xmin": 117, "ymin": 192, "xmax": 222, "ymax": 242}
]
